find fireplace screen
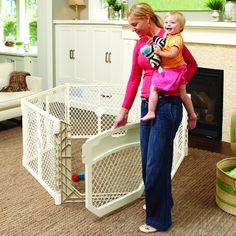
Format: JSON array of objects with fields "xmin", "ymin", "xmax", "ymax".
[{"xmin": 186, "ymin": 67, "xmax": 224, "ymax": 140}]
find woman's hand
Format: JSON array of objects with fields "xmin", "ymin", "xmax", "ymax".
[{"xmin": 113, "ymin": 108, "xmax": 129, "ymax": 128}]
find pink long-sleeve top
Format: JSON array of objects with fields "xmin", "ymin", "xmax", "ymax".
[{"xmin": 122, "ymin": 28, "xmax": 197, "ymax": 110}]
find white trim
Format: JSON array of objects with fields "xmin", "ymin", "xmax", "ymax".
[
  {"xmin": 183, "ymin": 21, "xmax": 236, "ymax": 46},
  {"xmin": 37, "ymin": 0, "xmax": 53, "ymax": 89},
  {"xmin": 53, "ymin": 20, "xmax": 236, "ymax": 46}
]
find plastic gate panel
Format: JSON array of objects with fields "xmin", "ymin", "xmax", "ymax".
[{"xmin": 82, "ymin": 123, "xmax": 143, "ymax": 217}]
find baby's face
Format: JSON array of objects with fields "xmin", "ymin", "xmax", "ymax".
[{"xmin": 164, "ymin": 15, "xmax": 182, "ymax": 35}]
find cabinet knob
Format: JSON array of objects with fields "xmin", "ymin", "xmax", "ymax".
[{"xmin": 101, "ymin": 94, "xmax": 112, "ymax": 98}]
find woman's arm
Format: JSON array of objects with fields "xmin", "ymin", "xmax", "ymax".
[
  {"xmin": 114, "ymin": 40, "xmax": 143, "ymax": 128},
  {"xmin": 182, "ymin": 45, "xmax": 198, "ymax": 82},
  {"xmin": 121, "ymin": 41, "xmax": 143, "ymax": 110}
]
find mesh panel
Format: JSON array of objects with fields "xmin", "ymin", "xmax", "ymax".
[
  {"xmin": 22, "ymin": 105, "xmax": 60, "ymax": 192},
  {"xmin": 68, "ymin": 85, "xmax": 138, "ymax": 138},
  {"xmin": 91, "ymin": 147, "xmax": 142, "ymax": 208}
]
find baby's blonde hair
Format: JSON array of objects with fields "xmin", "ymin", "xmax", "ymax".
[{"xmin": 165, "ymin": 11, "xmax": 186, "ymax": 32}]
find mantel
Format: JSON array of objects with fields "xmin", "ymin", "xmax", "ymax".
[
  {"xmin": 53, "ymin": 20, "xmax": 236, "ymax": 46},
  {"xmin": 183, "ymin": 21, "xmax": 236, "ymax": 46}
]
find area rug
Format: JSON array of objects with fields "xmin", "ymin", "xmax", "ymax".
[{"xmin": 0, "ymin": 127, "xmax": 235, "ymax": 236}]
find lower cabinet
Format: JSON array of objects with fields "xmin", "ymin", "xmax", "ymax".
[{"xmin": 0, "ymin": 54, "xmax": 38, "ymax": 76}]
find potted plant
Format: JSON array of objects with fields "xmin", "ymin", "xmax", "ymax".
[
  {"xmin": 107, "ymin": 0, "xmax": 117, "ymax": 19},
  {"xmin": 112, "ymin": 1, "xmax": 124, "ymax": 20},
  {"xmin": 205, "ymin": 0, "xmax": 224, "ymax": 21}
]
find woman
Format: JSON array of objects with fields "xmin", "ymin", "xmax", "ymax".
[{"xmin": 114, "ymin": 3, "xmax": 197, "ymax": 233}]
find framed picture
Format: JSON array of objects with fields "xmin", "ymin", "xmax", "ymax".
[{"xmin": 137, "ymin": 0, "xmax": 209, "ymax": 11}]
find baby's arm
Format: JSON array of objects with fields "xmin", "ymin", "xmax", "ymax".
[{"xmin": 155, "ymin": 45, "xmax": 179, "ymax": 59}]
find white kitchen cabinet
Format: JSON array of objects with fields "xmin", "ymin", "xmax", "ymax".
[
  {"xmin": 1, "ymin": 55, "xmax": 25, "ymax": 71},
  {"xmin": 24, "ymin": 57, "xmax": 38, "ymax": 76},
  {"xmin": 91, "ymin": 26, "xmax": 123, "ymax": 85},
  {"xmin": 55, "ymin": 24, "xmax": 125, "ymax": 86},
  {"xmin": 122, "ymin": 39, "xmax": 136, "ymax": 83},
  {"xmin": 55, "ymin": 25, "xmax": 92, "ymax": 85}
]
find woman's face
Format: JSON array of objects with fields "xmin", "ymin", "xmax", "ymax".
[{"xmin": 128, "ymin": 14, "xmax": 150, "ymax": 38}]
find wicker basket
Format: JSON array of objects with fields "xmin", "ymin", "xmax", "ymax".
[{"xmin": 216, "ymin": 158, "xmax": 236, "ymax": 216}]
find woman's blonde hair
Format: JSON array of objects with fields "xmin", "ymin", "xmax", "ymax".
[
  {"xmin": 165, "ymin": 11, "xmax": 186, "ymax": 32},
  {"xmin": 128, "ymin": 3, "xmax": 163, "ymax": 28}
]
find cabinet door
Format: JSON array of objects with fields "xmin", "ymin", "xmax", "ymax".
[
  {"xmin": 91, "ymin": 27, "xmax": 110, "ymax": 84},
  {"xmin": 55, "ymin": 26, "xmax": 75, "ymax": 85},
  {"xmin": 24, "ymin": 57, "xmax": 38, "ymax": 75},
  {"xmin": 74, "ymin": 26, "xmax": 92, "ymax": 84},
  {"xmin": 4, "ymin": 56, "xmax": 24, "ymax": 71},
  {"xmin": 0, "ymin": 55, "xmax": 5, "ymax": 63},
  {"xmin": 55, "ymin": 25, "xmax": 92, "ymax": 85},
  {"xmin": 122, "ymin": 39, "xmax": 136, "ymax": 85},
  {"xmin": 91, "ymin": 26, "xmax": 123, "ymax": 85},
  {"xmin": 108, "ymin": 28, "xmax": 123, "ymax": 85}
]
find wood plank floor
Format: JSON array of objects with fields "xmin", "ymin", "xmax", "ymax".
[{"xmin": 188, "ymin": 134, "xmax": 234, "ymax": 156}]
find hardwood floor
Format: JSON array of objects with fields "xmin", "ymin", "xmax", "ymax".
[
  {"xmin": 0, "ymin": 118, "xmax": 22, "ymax": 131},
  {"xmin": 188, "ymin": 134, "xmax": 235, "ymax": 156}
]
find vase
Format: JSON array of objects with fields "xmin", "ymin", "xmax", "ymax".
[
  {"xmin": 121, "ymin": 2, "xmax": 128, "ymax": 20},
  {"xmin": 211, "ymin": 10, "xmax": 223, "ymax": 22},
  {"xmin": 114, "ymin": 11, "xmax": 120, "ymax": 20},
  {"xmin": 224, "ymin": 1, "xmax": 236, "ymax": 22},
  {"xmin": 108, "ymin": 6, "xmax": 115, "ymax": 20}
]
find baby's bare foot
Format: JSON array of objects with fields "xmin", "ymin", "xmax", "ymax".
[{"xmin": 141, "ymin": 113, "xmax": 155, "ymax": 122}]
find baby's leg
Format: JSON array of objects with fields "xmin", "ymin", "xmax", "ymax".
[
  {"xmin": 141, "ymin": 85, "xmax": 159, "ymax": 122},
  {"xmin": 179, "ymin": 85, "xmax": 197, "ymax": 130}
]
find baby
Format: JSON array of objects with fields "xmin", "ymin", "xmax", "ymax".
[{"xmin": 141, "ymin": 11, "xmax": 197, "ymax": 130}]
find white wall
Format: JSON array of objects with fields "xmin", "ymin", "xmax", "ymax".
[
  {"xmin": 52, "ymin": 0, "xmax": 88, "ymax": 20},
  {"xmin": 37, "ymin": 0, "xmax": 53, "ymax": 89}
]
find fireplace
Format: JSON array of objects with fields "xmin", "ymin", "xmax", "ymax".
[{"xmin": 186, "ymin": 67, "xmax": 224, "ymax": 140}]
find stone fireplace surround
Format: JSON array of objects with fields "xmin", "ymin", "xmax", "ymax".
[{"xmin": 182, "ymin": 21, "xmax": 236, "ymax": 142}]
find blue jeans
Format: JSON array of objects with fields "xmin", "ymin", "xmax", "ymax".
[{"xmin": 140, "ymin": 96, "xmax": 183, "ymax": 231}]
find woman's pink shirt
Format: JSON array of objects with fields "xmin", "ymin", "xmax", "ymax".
[{"xmin": 121, "ymin": 28, "xmax": 197, "ymax": 110}]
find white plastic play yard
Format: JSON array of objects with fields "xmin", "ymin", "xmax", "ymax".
[{"xmin": 21, "ymin": 84, "xmax": 188, "ymax": 217}]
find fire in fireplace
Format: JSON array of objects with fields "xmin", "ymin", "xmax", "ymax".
[{"xmin": 186, "ymin": 67, "xmax": 224, "ymax": 140}]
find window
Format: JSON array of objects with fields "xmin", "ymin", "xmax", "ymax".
[
  {"xmin": 1, "ymin": 0, "xmax": 17, "ymax": 41},
  {"xmin": 0, "ymin": 0, "xmax": 37, "ymax": 46},
  {"xmin": 26, "ymin": 0, "xmax": 37, "ymax": 45}
]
